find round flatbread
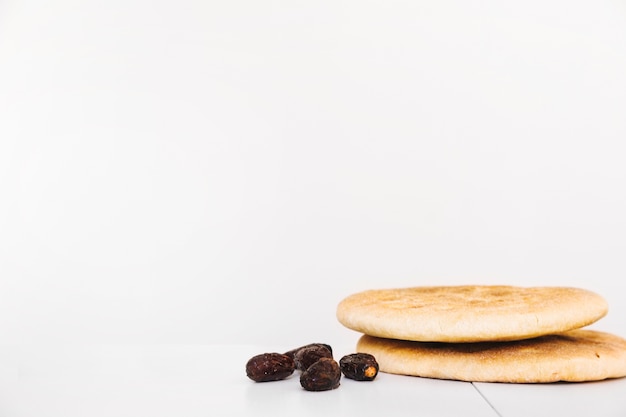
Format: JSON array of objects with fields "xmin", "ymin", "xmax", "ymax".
[
  {"xmin": 337, "ymin": 285, "xmax": 608, "ymax": 342},
  {"xmin": 357, "ymin": 330, "xmax": 626, "ymax": 383}
]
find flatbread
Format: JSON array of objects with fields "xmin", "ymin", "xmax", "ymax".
[
  {"xmin": 357, "ymin": 330, "xmax": 626, "ymax": 383},
  {"xmin": 336, "ymin": 285, "xmax": 608, "ymax": 342}
]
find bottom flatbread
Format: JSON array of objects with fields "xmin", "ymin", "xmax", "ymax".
[{"xmin": 357, "ymin": 330, "xmax": 626, "ymax": 383}]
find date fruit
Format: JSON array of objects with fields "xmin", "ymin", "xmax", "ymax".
[
  {"xmin": 292, "ymin": 344, "xmax": 333, "ymax": 371},
  {"xmin": 300, "ymin": 357, "xmax": 341, "ymax": 391},
  {"xmin": 339, "ymin": 353, "xmax": 379, "ymax": 381},
  {"xmin": 284, "ymin": 343, "xmax": 333, "ymax": 360},
  {"xmin": 246, "ymin": 353, "xmax": 295, "ymax": 382}
]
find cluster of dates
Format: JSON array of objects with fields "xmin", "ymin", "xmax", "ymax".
[{"xmin": 245, "ymin": 343, "xmax": 379, "ymax": 391}]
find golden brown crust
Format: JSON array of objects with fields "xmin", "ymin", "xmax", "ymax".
[
  {"xmin": 337, "ymin": 285, "xmax": 608, "ymax": 342},
  {"xmin": 356, "ymin": 330, "xmax": 626, "ymax": 383}
]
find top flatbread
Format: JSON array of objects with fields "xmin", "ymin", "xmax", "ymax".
[{"xmin": 336, "ymin": 285, "xmax": 608, "ymax": 342}]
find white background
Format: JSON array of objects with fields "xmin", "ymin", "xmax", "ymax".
[{"xmin": 1, "ymin": 0, "xmax": 626, "ymax": 350}]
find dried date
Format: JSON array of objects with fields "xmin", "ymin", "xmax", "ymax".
[
  {"xmin": 300, "ymin": 357, "xmax": 341, "ymax": 391},
  {"xmin": 246, "ymin": 353, "xmax": 295, "ymax": 382},
  {"xmin": 292, "ymin": 344, "xmax": 333, "ymax": 371},
  {"xmin": 339, "ymin": 353, "xmax": 379, "ymax": 381},
  {"xmin": 284, "ymin": 343, "xmax": 333, "ymax": 360}
]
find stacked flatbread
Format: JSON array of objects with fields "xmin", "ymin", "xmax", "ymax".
[{"xmin": 336, "ymin": 285, "xmax": 626, "ymax": 383}]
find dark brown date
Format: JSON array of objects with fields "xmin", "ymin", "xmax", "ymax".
[
  {"xmin": 299, "ymin": 357, "xmax": 341, "ymax": 391},
  {"xmin": 339, "ymin": 353, "xmax": 379, "ymax": 381},
  {"xmin": 293, "ymin": 344, "xmax": 333, "ymax": 371},
  {"xmin": 284, "ymin": 343, "xmax": 333, "ymax": 360},
  {"xmin": 246, "ymin": 353, "xmax": 295, "ymax": 382}
]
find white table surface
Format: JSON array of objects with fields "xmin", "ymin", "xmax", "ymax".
[{"xmin": 0, "ymin": 344, "xmax": 624, "ymax": 417}]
